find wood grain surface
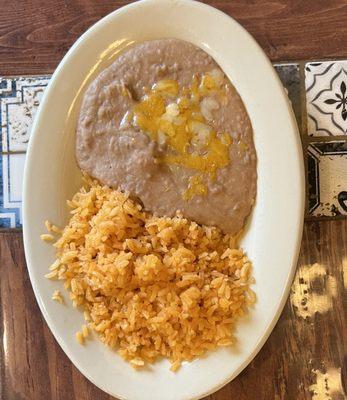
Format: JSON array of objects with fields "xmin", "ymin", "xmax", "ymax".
[
  {"xmin": 0, "ymin": 1, "xmax": 346, "ymax": 399},
  {"xmin": 0, "ymin": 0, "xmax": 347, "ymax": 76}
]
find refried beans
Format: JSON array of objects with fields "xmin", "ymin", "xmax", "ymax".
[{"xmin": 76, "ymin": 38, "xmax": 257, "ymax": 235}]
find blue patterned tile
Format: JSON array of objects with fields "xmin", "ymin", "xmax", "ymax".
[
  {"xmin": 0, "ymin": 76, "xmax": 50, "ymax": 152},
  {"xmin": 0, "ymin": 153, "xmax": 26, "ymax": 228},
  {"xmin": 0, "ymin": 76, "xmax": 49, "ymax": 228}
]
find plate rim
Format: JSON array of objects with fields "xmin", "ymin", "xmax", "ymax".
[{"xmin": 22, "ymin": 0, "xmax": 305, "ymax": 399}]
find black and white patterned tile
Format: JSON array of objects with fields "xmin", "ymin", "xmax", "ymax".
[
  {"xmin": 306, "ymin": 61, "xmax": 347, "ymax": 136},
  {"xmin": 308, "ymin": 141, "xmax": 347, "ymax": 217},
  {"xmin": 275, "ymin": 63, "xmax": 302, "ymax": 129}
]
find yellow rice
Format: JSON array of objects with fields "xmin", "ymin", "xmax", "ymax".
[
  {"xmin": 52, "ymin": 289, "xmax": 63, "ymax": 304},
  {"xmin": 46, "ymin": 177, "xmax": 255, "ymax": 370},
  {"xmin": 75, "ymin": 331, "xmax": 85, "ymax": 345}
]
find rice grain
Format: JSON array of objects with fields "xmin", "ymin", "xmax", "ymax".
[{"xmin": 46, "ymin": 178, "xmax": 255, "ymax": 370}]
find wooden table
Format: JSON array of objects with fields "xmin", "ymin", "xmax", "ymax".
[{"xmin": 0, "ymin": 1, "xmax": 346, "ymax": 399}]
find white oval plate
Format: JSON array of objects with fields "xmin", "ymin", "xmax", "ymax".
[{"xmin": 23, "ymin": 1, "xmax": 304, "ymax": 399}]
